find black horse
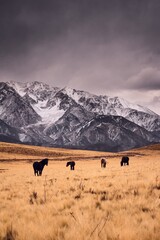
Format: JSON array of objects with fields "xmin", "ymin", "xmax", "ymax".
[
  {"xmin": 101, "ymin": 158, "xmax": 106, "ymax": 168},
  {"xmin": 33, "ymin": 158, "xmax": 48, "ymax": 176},
  {"xmin": 66, "ymin": 161, "xmax": 75, "ymax": 170},
  {"xmin": 121, "ymin": 156, "xmax": 129, "ymax": 166}
]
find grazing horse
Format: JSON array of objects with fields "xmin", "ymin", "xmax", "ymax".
[
  {"xmin": 33, "ymin": 158, "xmax": 48, "ymax": 176},
  {"xmin": 101, "ymin": 158, "xmax": 106, "ymax": 168},
  {"xmin": 66, "ymin": 161, "xmax": 75, "ymax": 170},
  {"xmin": 121, "ymin": 156, "xmax": 129, "ymax": 166}
]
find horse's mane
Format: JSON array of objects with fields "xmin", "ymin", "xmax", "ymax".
[{"xmin": 40, "ymin": 158, "xmax": 48, "ymax": 165}]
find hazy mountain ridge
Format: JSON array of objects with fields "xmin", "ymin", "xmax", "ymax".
[{"xmin": 0, "ymin": 81, "xmax": 160, "ymax": 151}]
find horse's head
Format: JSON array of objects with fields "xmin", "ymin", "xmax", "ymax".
[
  {"xmin": 44, "ymin": 158, "xmax": 48, "ymax": 166},
  {"xmin": 66, "ymin": 162, "xmax": 69, "ymax": 167}
]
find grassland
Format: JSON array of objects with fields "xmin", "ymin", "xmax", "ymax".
[{"xmin": 0, "ymin": 142, "xmax": 160, "ymax": 240}]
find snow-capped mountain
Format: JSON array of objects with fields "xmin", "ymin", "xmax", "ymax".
[
  {"xmin": 7, "ymin": 81, "xmax": 59, "ymax": 99},
  {"xmin": 60, "ymin": 87, "xmax": 156, "ymax": 116},
  {"xmin": 0, "ymin": 81, "xmax": 160, "ymax": 152}
]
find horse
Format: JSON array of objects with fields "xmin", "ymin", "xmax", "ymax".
[
  {"xmin": 33, "ymin": 158, "xmax": 48, "ymax": 176},
  {"xmin": 101, "ymin": 158, "xmax": 106, "ymax": 168},
  {"xmin": 66, "ymin": 161, "xmax": 75, "ymax": 170},
  {"xmin": 120, "ymin": 156, "xmax": 129, "ymax": 166}
]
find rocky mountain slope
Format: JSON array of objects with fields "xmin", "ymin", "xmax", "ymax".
[
  {"xmin": 0, "ymin": 82, "xmax": 41, "ymax": 127},
  {"xmin": 0, "ymin": 81, "xmax": 160, "ymax": 152}
]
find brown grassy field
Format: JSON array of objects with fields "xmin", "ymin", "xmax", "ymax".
[{"xmin": 0, "ymin": 142, "xmax": 160, "ymax": 240}]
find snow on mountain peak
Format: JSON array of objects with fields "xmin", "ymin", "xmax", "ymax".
[
  {"xmin": 7, "ymin": 81, "xmax": 27, "ymax": 97},
  {"xmin": 1, "ymin": 80, "xmax": 160, "ymax": 151},
  {"xmin": 107, "ymin": 96, "xmax": 156, "ymax": 116},
  {"xmin": 61, "ymin": 87, "xmax": 82, "ymax": 102},
  {"xmin": 118, "ymin": 97, "xmax": 156, "ymax": 115},
  {"xmin": 32, "ymin": 99, "xmax": 65, "ymax": 126},
  {"xmin": 4, "ymin": 81, "xmax": 158, "ymax": 124}
]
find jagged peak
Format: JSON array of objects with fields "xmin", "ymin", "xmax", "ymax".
[
  {"xmin": 2, "ymin": 80, "xmax": 159, "ymax": 116},
  {"xmin": 0, "ymin": 81, "xmax": 16, "ymax": 94}
]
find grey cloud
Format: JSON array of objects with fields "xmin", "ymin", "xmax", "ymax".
[
  {"xmin": 1, "ymin": 0, "xmax": 160, "ymax": 101},
  {"xmin": 127, "ymin": 68, "xmax": 160, "ymax": 90}
]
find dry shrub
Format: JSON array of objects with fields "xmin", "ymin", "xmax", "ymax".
[
  {"xmin": 29, "ymin": 191, "xmax": 38, "ymax": 205},
  {"xmin": 2, "ymin": 225, "xmax": 17, "ymax": 240}
]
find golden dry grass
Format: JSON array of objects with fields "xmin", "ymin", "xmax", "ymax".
[
  {"xmin": 0, "ymin": 142, "xmax": 111, "ymax": 161},
  {"xmin": 0, "ymin": 142, "xmax": 160, "ymax": 240}
]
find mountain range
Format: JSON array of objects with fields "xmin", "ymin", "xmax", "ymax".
[{"xmin": 0, "ymin": 81, "xmax": 160, "ymax": 152}]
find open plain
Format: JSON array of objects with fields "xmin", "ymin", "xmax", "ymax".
[{"xmin": 0, "ymin": 142, "xmax": 160, "ymax": 240}]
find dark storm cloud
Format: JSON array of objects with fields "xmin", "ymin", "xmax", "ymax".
[{"xmin": 0, "ymin": 0, "xmax": 160, "ymax": 92}]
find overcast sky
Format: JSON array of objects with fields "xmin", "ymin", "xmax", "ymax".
[{"xmin": 0, "ymin": 0, "xmax": 160, "ymax": 114}]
